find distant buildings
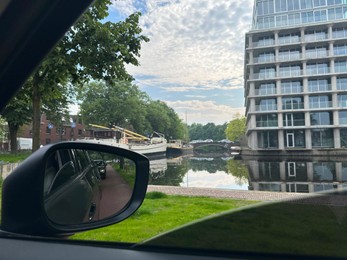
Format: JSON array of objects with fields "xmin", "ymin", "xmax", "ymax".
[
  {"xmin": 244, "ymin": 0, "xmax": 347, "ymax": 152},
  {"xmin": 20, "ymin": 114, "xmax": 88, "ymax": 146}
]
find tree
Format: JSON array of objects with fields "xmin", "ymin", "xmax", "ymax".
[
  {"xmin": 5, "ymin": 0, "xmax": 149, "ymax": 152},
  {"xmin": 79, "ymin": 81, "xmax": 149, "ymax": 132},
  {"xmin": 146, "ymin": 101, "xmax": 185, "ymax": 139},
  {"xmin": 225, "ymin": 116, "xmax": 246, "ymax": 142},
  {"xmin": 2, "ymin": 87, "xmax": 32, "ymax": 153},
  {"xmin": 80, "ymin": 81, "xmax": 185, "ymax": 139},
  {"xmin": 188, "ymin": 123, "xmax": 227, "ymax": 141}
]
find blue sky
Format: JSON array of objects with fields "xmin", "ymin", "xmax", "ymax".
[{"xmin": 108, "ymin": 0, "xmax": 254, "ymax": 124}]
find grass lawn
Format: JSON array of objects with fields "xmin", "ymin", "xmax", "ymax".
[
  {"xmin": 73, "ymin": 192, "xmax": 259, "ymax": 243},
  {"xmin": 0, "ymin": 151, "xmax": 31, "ymax": 163}
]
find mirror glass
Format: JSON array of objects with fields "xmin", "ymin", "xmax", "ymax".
[{"xmin": 44, "ymin": 148, "xmax": 136, "ymax": 225}]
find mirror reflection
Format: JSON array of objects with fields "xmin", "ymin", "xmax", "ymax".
[{"xmin": 44, "ymin": 148, "xmax": 136, "ymax": 225}]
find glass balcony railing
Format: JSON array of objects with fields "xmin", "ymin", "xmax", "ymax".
[
  {"xmin": 305, "ymin": 51, "xmax": 329, "ymax": 59},
  {"xmin": 252, "ymin": 40, "xmax": 275, "ymax": 48},
  {"xmin": 253, "ymin": 56, "xmax": 276, "ymax": 64},
  {"xmin": 256, "ymin": 120, "xmax": 278, "ymax": 127},
  {"xmin": 253, "ymin": 72, "xmax": 276, "ymax": 80},
  {"xmin": 279, "ymin": 70, "xmax": 303, "ymax": 77},
  {"xmin": 282, "ymin": 102, "xmax": 305, "ymax": 110},
  {"xmin": 278, "ymin": 53, "xmax": 301, "ymax": 61},
  {"xmin": 278, "ymin": 37, "xmax": 300, "ymax": 45},
  {"xmin": 255, "ymin": 89, "xmax": 276, "ymax": 96},
  {"xmin": 309, "ymin": 101, "xmax": 333, "ymax": 109},
  {"xmin": 281, "ymin": 87, "xmax": 303, "ymax": 94},
  {"xmin": 283, "ymin": 119, "xmax": 305, "ymax": 127},
  {"xmin": 308, "ymin": 85, "xmax": 331, "ymax": 92},
  {"xmin": 338, "ymin": 101, "xmax": 347, "ymax": 108},
  {"xmin": 256, "ymin": 104, "xmax": 277, "ymax": 112}
]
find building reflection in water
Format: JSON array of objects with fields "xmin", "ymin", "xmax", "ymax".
[{"xmin": 247, "ymin": 159, "xmax": 347, "ymax": 193}]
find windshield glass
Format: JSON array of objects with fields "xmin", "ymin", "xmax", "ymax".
[{"xmin": 3, "ymin": 0, "xmax": 347, "ymax": 258}]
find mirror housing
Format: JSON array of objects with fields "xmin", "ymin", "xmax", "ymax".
[{"xmin": 1, "ymin": 142, "xmax": 149, "ymax": 237}]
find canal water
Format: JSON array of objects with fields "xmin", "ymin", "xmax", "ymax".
[
  {"xmin": 149, "ymin": 156, "xmax": 249, "ymax": 191},
  {"xmin": 148, "ymin": 155, "xmax": 347, "ymax": 194}
]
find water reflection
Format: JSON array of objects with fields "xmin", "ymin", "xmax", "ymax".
[
  {"xmin": 149, "ymin": 156, "xmax": 347, "ymax": 194},
  {"xmin": 248, "ymin": 159, "xmax": 347, "ymax": 193},
  {"xmin": 148, "ymin": 156, "xmax": 249, "ymax": 190}
]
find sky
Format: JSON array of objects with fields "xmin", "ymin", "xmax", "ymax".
[{"xmin": 107, "ymin": 0, "xmax": 254, "ymax": 125}]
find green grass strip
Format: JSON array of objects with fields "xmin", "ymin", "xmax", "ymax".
[{"xmin": 73, "ymin": 192, "xmax": 258, "ymax": 242}]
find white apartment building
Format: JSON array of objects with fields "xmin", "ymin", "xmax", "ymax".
[{"xmin": 244, "ymin": 0, "xmax": 347, "ymax": 151}]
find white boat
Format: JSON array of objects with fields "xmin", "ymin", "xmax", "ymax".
[{"xmin": 78, "ymin": 125, "xmax": 167, "ymax": 156}]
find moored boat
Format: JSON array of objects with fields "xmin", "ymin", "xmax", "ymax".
[{"xmin": 78, "ymin": 124, "xmax": 167, "ymax": 156}]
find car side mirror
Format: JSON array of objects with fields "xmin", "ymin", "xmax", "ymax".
[{"xmin": 1, "ymin": 142, "xmax": 149, "ymax": 237}]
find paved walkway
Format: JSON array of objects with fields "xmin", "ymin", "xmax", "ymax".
[{"xmin": 147, "ymin": 185, "xmax": 312, "ymax": 202}]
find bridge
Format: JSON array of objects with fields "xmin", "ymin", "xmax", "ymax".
[{"xmin": 190, "ymin": 142, "xmax": 240, "ymax": 152}]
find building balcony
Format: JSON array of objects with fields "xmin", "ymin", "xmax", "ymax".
[
  {"xmin": 256, "ymin": 121, "xmax": 278, "ymax": 127},
  {"xmin": 282, "ymin": 103, "xmax": 305, "ymax": 110},
  {"xmin": 309, "ymin": 101, "xmax": 333, "ymax": 109},
  {"xmin": 256, "ymin": 104, "xmax": 277, "ymax": 112}
]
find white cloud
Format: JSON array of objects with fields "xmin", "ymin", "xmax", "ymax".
[
  {"xmin": 123, "ymin": 0, "xmax": 253, "ymax": 89},
  {"xmin": 180, "ymin": 170, "xmax": 249, "ymax": 190},
  {"xmin": 165, "ymin": 100, "xmax": 245, "ymax": 125},
  {"xmin": 110, "ymin": 0, "xmax": 253, "ymax": 124}
]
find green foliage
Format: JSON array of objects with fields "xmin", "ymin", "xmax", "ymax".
[
  {"xmin": 146, "ymin": 101, "xmax": 185, "ymax": 139},
  {"xmin": 6, "ymin": 0, "xmax": 149, "ymax": 152},
  {"xmin": 225, "ymin": 116, "xmax": 246, "ymax": 142},
  {"xmin": 189, "ymin": 123, "xmax": 227, "ymax": 141},
  {"xmin": 79, "ymin": 81, "xmax": 149, "ymax": 132},
  {"xmin": 73, "ymin": 193, "xmax": 257, "ymax": 242},
  {"xmin": 226, "ymin": 160, "xmax": 249, "ymax": 186},
  {"xmin": 79, "ymin": 81, "xmax": 185, "ymax": 139}
]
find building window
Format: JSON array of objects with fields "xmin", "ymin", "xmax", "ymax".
[
  {"xmin": 278, "ymin": 32, "xmax": 300, "ymax": 44},
  {"xmin": 339, "ymin": 111, "xmax": 347, "ymax": 124},
  {"xmin": 310, "ymin": 112, "xmax": 333, "ymax": 125},
  {"xmin": 255, "ymin": 35, "xmax": 275, "ymax": 47},
  {"xmin": 306, "ymin": 62, "xmax": 329, "ymax": 75},
  {"xmin": 46, "ymin": 127, "xmax": 51, "ymax": 135},
  {"xmin": 281, "ymin": 80, "xmax": 302, "ymax": 94},
  {"xmin": 333, "ymin": 27, "xmax": 347, "ymax": 39},
  {"xmin": 279, "ymin": 65, "xmax": 301, "ymax": 77},
  {"xmin": 335, "ymin": 61, "xmax": 347, "ymax": 73},
  {"xmin": 306, "ymin": 46, "xmax": 328, "ymax": 58},
  {"xmin": 337, "ymin": 77, "xmax": 347, "ymax": 90},
  {"xmin": 301, "ymin": 0, "xmax": 313, "ymax": 9},
  {"xmin": 305, "ymin": 30, "xmax": 327, "ymax": 42},
  {"xmin": 311, "ymin": 128, "xmax": 334, "ymax": 147},
  {"xmin": 275, "ymin": 0, "xmax": 287, "ymax": 12},
  {"xmin": 302, "ymin": 11, "xmax": 314, "ymax": 23},
  {"xmin": 257, "ymin": 130, "xmax": 278, "ymax": 148},
  {"xmin": 284, "ymin": 130, "xmax": 306, "ymax": 148},
  {"xmin": 308, "ymin": 79, "xmax": 330, "ymax": 92},
  {"xmin": 256, "ymin": 82, "xmax": 276, "ymax": 95},
  {"xmin": 278, "ymin": 49, "xmax": 301, "ymax": 61},
  {"xmin": 256, "ymin": 52, "xmax": 275, "ymax": 63},
  {"xmin": 256, "ymin": 114, "xmax": 278, "ymax": 127},
  {"xmin": 309, "ymin": 95, "xmax": 332, "ymax": 109},
  {"xmin": 46, "ymin": 139, "xmax": 51, "ymax": 144},
  {"xmin": 78, "ymin": 129, "xmax": 83, "ymax": 137},
  {"xmin": 257, "ymin": 67, "xmax": 276, "ymax": 79},
  {"xmin": 338, "ymin": 94, "xmax": 347, "ymax": 107},
  {"xmin": 283, "ymin": 113, "xmax": 305, "ymax": 126},
  {"xmin": 256, "ymin": 99, "xmax": 277, "ymax": 111},
  {"xmin": 282, "ymin": 97, "xmax": 304, "ymax": 110},
  {"xmin": 340, "ymin": 128, "xmax": 347, "ymax": 147}
]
